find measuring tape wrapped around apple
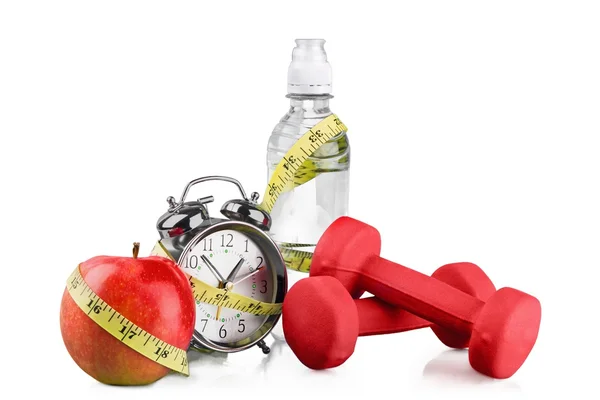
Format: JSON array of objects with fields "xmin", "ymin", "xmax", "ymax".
[
  {"xmin": 61, "ymin": 243, "xmax": 195, "ymax": 385},
  {"xmin": 60, "ymin": 115, "xmax": 348, "ymax": 384}
]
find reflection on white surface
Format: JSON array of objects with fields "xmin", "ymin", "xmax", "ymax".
[
  {"xmin": 259, "ymin": 340, "xmax": 338, "ymax": 383},
  {"xmin": 183, "ymin": 339, "xmax": 339, "ymax": 388},
  {"xmin": 422, "ymin": 349, "xmax": 522, "ymax": 391},
  {"xmin": 257, "ymin": 339, "xmax": 291, "ymax": 372},
  {"xmin": 133, "ymin": 334, "xmax": 532, "ymax": 396},
  {"xmin": 187, "ymin": 348, "xmax": 229, "ymax": 365}
]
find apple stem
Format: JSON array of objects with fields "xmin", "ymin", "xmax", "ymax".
[{"xmin": 133, "ymin": 242, "xmax": 140, "ymax": 259}]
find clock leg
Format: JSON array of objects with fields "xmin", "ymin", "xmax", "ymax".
[
  {"xmin": 189, "ymin": 338, "xmax": 214, "ymax": 354},
  {"xmin": 256, "ymin": 340, "xmax": 270, "ymax": 354}
]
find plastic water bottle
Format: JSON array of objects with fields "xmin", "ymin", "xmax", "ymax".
[{"xmin": 267, "ymin": 39, "xmax": 350, "ymax": 341}]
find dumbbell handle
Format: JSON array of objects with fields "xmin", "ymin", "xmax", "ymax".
[
  {"xmin": 356, "ymin": 297, "xmax": 431, "ymax": 336},
  {"xmin": 359, "ymin": 256, "xmax": 486, "ymax": 334}
]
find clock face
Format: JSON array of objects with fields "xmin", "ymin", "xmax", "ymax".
[{"xmin": 179, "ymin": 228, "xmax": 275, "ymax": 346}]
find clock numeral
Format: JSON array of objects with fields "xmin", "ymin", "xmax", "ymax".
[
  {"xmin": 248, "ymin": 256, "xmax": 264, "ymax": 272},
  {"xmin": 203, "ymin": 238, "xmax": 213, "ymax": 252},
  {"xmin": 219, "ymin": 325, "xmax": 227, "ymax": 339},
  {"xmin": 200, "ymin": 319, "xmax": 208, "ymax": 332},
  {"xmin": 260, "ymin": 280, "xmax": 267, "ymax": 294},
  {"xmin": 244, "ymin": 239, "xmax": 249, "ymax": 252},
  {"xmin": 238, "ymin": 319, "xmax": 246, "ymax": 333},
  {"xmin": 185, "ymin": 255, "xmax": 199, "ymax": 269},
  {"xmin": 221, "ymin": 234, "xmax": 233, "ymax": 248}
]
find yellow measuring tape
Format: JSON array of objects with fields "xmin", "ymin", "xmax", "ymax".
[
  {"xmin": 259, "ymin": 114, "xmax": 347, "ymax": 213},
  {"xmin": 66, "ymin": 265, "xmax": 189, "ymax": 376},
  {"xmin": 276, "ymin": 246, "xmax": 313, "ymax": 273},
  {"xmin": 259, "ymin": 113, "xmax": 348, "ymax": 273},
  {"xmin": 189, "ymin": 276, "xmax": 282, "ymax": 316},
  {"xmin": 150, "ymin": 241, "xmax": 282, "ymax": 316}
]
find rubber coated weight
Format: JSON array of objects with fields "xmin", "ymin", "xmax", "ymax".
[
  {"xmin": 282, "ymin": 276, "xmax": 430, "ymax": 370},
  {"xmin": 282, "ymin": 262, "xmax": 495, "ymax": 369},
  {"xmin": 310, "ymin": 216, "xmax": 542, "ymax": 379},
  {"xmin": 430, "ymin": 262, "xmax": 496, "ymax": 348}
]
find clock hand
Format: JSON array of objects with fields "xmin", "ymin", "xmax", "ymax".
[
  {"xmin": 201, "ymin": 255, "xmax": 225, "ymax": 284},
  {"xmin": 232, "ymin": 266, "xmax": 265, "ymax": 286},
  {"xmin": 216, "ymin": 265, "xmax": 266, "ymax": 321},
  {"xmin": 215, "ymin": 281, "xmax": 224, "ymax": 321},
  {"xmin": 216, "ymin": 258, "xmax": 245, "ymax": 321},
  {"xmin": 226, "ymin": 258, "xmax": 246, "ymax": 283}
]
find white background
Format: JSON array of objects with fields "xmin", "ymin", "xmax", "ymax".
[{"xmin": 1, "ymin": 1, "xmax": 599, "ymax": 399}]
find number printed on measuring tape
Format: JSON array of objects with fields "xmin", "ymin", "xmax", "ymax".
[
  {"xmin": 259, "ymin": 114, "xmax": 347, "ymax": 214},
  {"xmin": 66, "ymin": 266, "xmax": 190, "ymax": 375}
]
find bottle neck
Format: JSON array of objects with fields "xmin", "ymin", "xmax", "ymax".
[{"xmin": 286, "ymin": 94, "xmax": 333, "ymax": 115}]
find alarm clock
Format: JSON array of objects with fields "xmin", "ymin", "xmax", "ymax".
[{"xmin": 151, "ymin": 176, "xmax": 287, "ymax": 354}]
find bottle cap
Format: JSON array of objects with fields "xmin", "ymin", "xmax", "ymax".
[{"xmin": 287, "ymin": 39, "xmax": 332, "ymax": 95}]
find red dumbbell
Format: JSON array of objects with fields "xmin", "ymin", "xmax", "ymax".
[
  {"xmin": 304, "ymin": 216, "xmax": 541, "ymax": 379},
  {"xmin": 283, "ymin": 262, "xmax": 497, "ymax": 370}
]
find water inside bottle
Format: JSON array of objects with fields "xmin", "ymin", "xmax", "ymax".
[
  {"xmin": 268, "ymin": 133, "xmax": 350, "ymax": 249},
  {"xmin": 267, "ymin": 118, "xmax": 350, "ymax": 340}
]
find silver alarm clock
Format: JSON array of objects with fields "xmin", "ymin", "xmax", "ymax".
[{"xmin": 152, "ymin": 176, "xmax": 287, "ymax": 354}]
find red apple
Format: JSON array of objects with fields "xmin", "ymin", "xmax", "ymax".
[{"xmin": 60, "ymin": 243, "xmax": 195, "ymax": 385}]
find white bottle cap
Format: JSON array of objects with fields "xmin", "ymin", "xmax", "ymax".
[{"xmin": 287, "ymin": 39, "xmax": 332, "ymax": 95}]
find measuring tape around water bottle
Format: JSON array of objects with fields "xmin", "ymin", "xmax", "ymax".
[
  {"xmin": 66, "ymin": 265, "xmax": 190, "ymax": 375},
  {"xmin": 259, "ymin": 113, "xmax": 348, "ymax": 273},
  {"xmin": 259, "ymin": 114, "xmax": 347, "ymax": 213},
  {"xmin": 274, "ymin": 243, "xmax": 314, "ymax": 273}
]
